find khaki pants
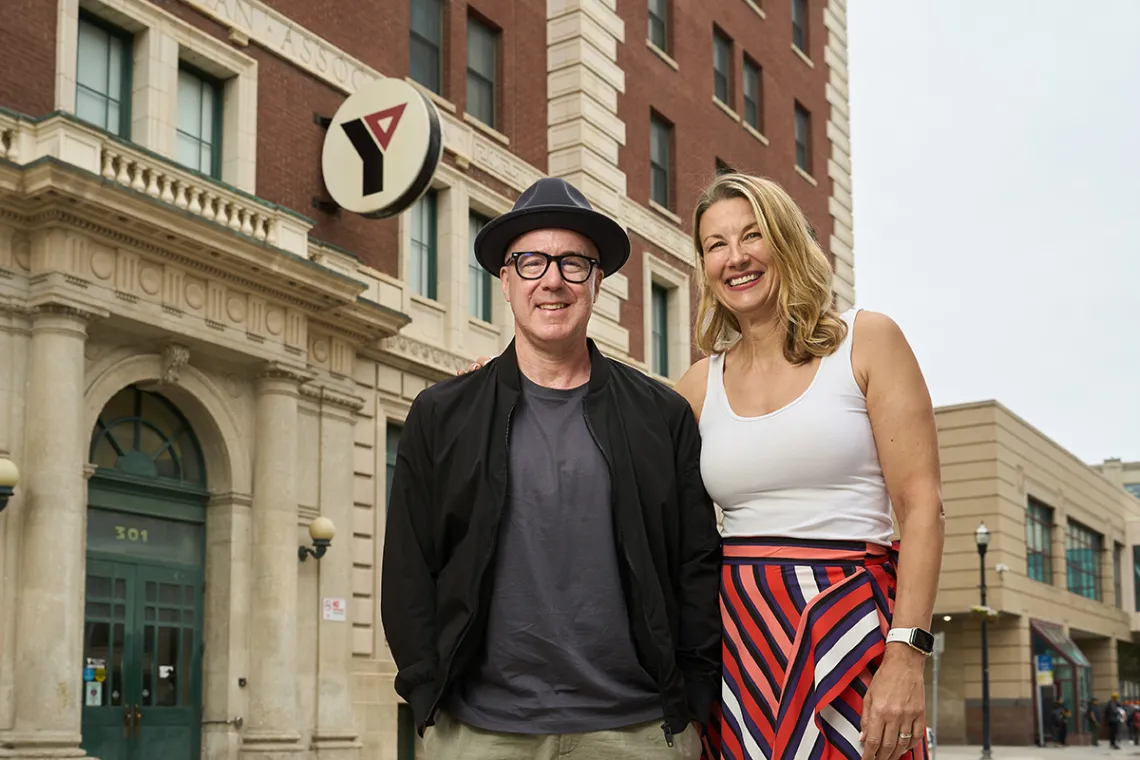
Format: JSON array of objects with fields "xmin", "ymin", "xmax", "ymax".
[{"xmin": 424, "ymin": 711, "xmax": 704, "ymax": 760}]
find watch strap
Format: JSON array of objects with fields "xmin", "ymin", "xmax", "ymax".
[{"xmin": 886, "ymin": 627, "xmax": 934, "ymax": 654}]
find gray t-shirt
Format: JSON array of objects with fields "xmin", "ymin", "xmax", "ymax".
[{"xmin": 447, "ymin": 375, "xmax": 662, "ymax": 733}]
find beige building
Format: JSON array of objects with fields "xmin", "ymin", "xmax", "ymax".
[
  {"xmin": 928, "ymin": 401, "xmax": 1140, "ymax": 746},
  {"xmin": 0, "ymin": 1, "xmax": 857, "ymax": 759}
]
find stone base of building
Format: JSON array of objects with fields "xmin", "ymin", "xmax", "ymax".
[
  {"xmin": 0, "ymin": 730, "xmax": 87, "ymax": 759},
  {"xmin": 964, "ymin": 699, "xmax": 1041, "ymax": 745}
]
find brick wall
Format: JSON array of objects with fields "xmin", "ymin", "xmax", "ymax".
[
  {"xmin": 615, "ymin": 0, "xmax": 835, "ymax": 253},
  {"xmin": 0, "ymin": 0, "xmax": 58, "ymax": 117}
]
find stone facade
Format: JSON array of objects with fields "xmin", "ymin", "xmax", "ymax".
[
  {"xmin": 928, "ymin": 401, "xmax": 1140, "ymax": 747},
  {"xmin": 0, "ymin": 1, "xmax": 853, "ymax": 759}
]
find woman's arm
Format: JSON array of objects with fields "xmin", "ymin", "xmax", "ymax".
[
  {"xmin": 673, "ymin": 357, "xmax": 711, "ymax": 422},
  {"xmin": 852, "ymin": 311, "xmax": 945, "ymax": 760}
]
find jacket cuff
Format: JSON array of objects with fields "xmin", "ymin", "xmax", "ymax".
[
  {"xmin": 684, "ymin": 672, "xmax": 717, "ymax": 726},
  {"xmin": 411, "ymin": 680, "xmax": 439, "ymax": 737}
]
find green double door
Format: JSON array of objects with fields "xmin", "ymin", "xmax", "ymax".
[{"xmin": 81, "ymin": 508, "xmax": 204, "ymax": 760}]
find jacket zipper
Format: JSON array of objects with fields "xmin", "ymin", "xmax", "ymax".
[
  {"xmin": 582, "ymin": 406, "xmax": 676, "ymax": 748},
  {"xmin": 425, "ymin": 404, "xmax": 515, "ymax": 728}
]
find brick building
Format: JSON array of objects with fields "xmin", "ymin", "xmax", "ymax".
[{"xmin": 0, "ymin": 1, "xmax": 853, "ymax": 759}]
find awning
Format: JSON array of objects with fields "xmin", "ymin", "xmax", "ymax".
[{"xmin": 1031, "ymin": 619, "xmax": 1092, "ymax": 668}]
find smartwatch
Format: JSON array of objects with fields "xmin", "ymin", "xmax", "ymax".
[{"xmin": 886, "ymin": 627, "xmax": 935, "ymax": 656}]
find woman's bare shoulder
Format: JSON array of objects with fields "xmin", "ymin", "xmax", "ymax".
[{"xmin": 673, "ymin": 357, "xmax": 711, "ymax": 422}]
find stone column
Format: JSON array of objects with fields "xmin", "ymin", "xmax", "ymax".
[
  {"xmin": 240, "ymin": 364, "xmax": 306, "ymax": 758},
  {"xmin": 6, "ymin": 304, "xmax": 91, "ymax": 758},
  {"xmin": 310, "ymin": 390, "xmax": 363, "ymax": 759}
]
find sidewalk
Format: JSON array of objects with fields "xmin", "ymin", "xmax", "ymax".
[{"xmin": 934, "ymin": 745, "xmax": 1140, "ymax": 760}]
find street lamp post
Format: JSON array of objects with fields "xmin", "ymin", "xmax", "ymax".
[{"xmin": 976, "ymin": 523, "xmax": 992, "ymax": 760}]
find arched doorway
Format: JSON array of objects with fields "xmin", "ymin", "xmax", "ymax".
[{"xmin": 80, "ymin": 385, "xmax": 208, "ymax": 760}]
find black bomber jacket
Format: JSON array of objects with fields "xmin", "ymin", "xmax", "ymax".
[{"xmin": 380, "ymin": 339, "xmax": 722, "ymax": 742}]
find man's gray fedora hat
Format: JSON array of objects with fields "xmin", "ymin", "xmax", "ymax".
[{"xmin": 473, "ymin": 177, "xmax": 631, "ymax": 278}]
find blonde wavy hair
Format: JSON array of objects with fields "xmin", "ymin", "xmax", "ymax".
[{"xmin": 692, "ymin": 173, "xmax": 847, "ymax": 364}]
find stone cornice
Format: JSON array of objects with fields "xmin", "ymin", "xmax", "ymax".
[
  {"xmin": 371, "ymin": 334, "xmax": 469, "ymax": 380},
  {"xmin": 298, "ymin": 383, "xmax": 365, "ymax": 413},
  {"xmin": 257, "ymin": 360, "xmax": 316, "ymax": 384}
]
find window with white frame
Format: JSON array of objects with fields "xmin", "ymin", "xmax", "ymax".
[
  {"xmin": 469, "ymin": 211, "xmax": 493, "ymax": 322},
  {"xmin": 643, "ymin": 253, "xmax": 691, "ymax": 380},
  {"xmin": 176, "ymin": 64, "xmax": 224, "ymax": 178},
  {"xmin": 651, "ymin": 283, "xmax": 670, "ymax": 376},
  {"xmin": 409, "ymin": 191, "xmax": 439, "ymax": 300},
  {"xmin": 76, "ymin": 11, "xmax": 133, "ymax": 138},
  {"xmin": 58, "ymin": 0, "xmax": 259, "ymax": 193}
]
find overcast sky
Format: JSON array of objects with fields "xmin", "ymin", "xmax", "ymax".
[{"xmin": 847, "ymin": 1, "xmax": 1140, "ymax": 464}]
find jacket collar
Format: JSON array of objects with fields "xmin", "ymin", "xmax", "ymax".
[{"xmin": 497, "ymin": 338, "xmax": 611, "ymax": 394}]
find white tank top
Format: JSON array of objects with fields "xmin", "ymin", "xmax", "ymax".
[{"xmin": 699, "ymin": 309, "xmax": 893, "ymax": 545}]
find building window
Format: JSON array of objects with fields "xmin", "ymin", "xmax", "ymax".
[
  {"xmin": 466, "ymin": 17, "xmax": 498, "ymax": 129},
  {"xmin": 385, "ymin": 422, "xmax": 403, "ymax": 511},
  {"xmin": 176, "ymin": 64, "xmax": 223, "ymax": 179},
  {"xmin": 469, "ymin": 211, "xmax": 492, "ymax": 322},
  {"xmin": 75, "ymin": 12, "xmax": 132, "ymax": 138},
  {"xmin": 409, "ymin": 191, "xmax": 438, "ymax": 300},
  {"xmin": 1025, "ymin": 498, "xmax": 1053, "ymax": 584},
  {"xmin": 1133, "ymin": 546, "xmax": 1140, "ymax": 612},
  {"xmin": 651, "ymin": 284, "xmax": 670, "ymax": 376},
  {"xmin": 1126, "ymin": 483, "xmax": 1140, "ymax": 499},
  {"xmin": 649, "ymin": 113, "xmax": 672, "ymax": 209},
  {"xmin": 713, "ymin": 28, "xmax": 732, "ymax": 106},
  {"xmin": 1115, "ymin": 542, "xmax": 1124, "ymax": 609},
  {"xmin": 792, "ymin": 0, "xmax": 809, "ymax": 52},
  {"xmin": 410, "ymin": 0, "xmax": 444, "ymax": 94},
  {"xmin": 743, "ymin": 57, "xmax": 762, "ymax": 131},
  {"xmin": 1065, "ymin": 520, "xmax": 1102, "ymax": 601},
  {"xmin": 648, "ymin": 0, "xmax": 668, "ymax": 51},
  {"xmin": 794, "ymin": 102, "xmax": 812, "ymax": 174}
]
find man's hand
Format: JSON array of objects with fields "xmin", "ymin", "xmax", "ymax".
[
  {"xmin": 859, "ymin": 646, "xmax": 926, "ymax": 760},
  {"xmin": 457, "ymin": 356, "xmax": 493, "ymax": 376}
]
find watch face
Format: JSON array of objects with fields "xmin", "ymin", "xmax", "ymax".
[{"xmin": 913, "ymin": 629, "xmax": 935, "ymax": 653}]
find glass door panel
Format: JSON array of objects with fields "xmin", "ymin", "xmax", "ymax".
[
  {"xmin": 135, "ymin": 564, "xmax": 201, "ymax": 760},
  {"xmin": 81, "ymin": 559, "xmax": 135, "ymax": 760}
]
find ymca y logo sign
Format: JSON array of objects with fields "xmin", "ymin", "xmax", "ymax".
[
  {"xmin": 340, "ymin": 103, "xmax": 406, "ymax": 196},
  {"xmin": 321, "ymin": 79, "xmax": 443, "ymax": 219}
]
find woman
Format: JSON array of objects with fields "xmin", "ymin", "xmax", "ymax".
[{"xmin": 675, "ymin": 173, "xmax": 943, "ymax": 760}]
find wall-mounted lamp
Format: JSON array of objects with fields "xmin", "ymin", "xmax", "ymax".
[
  {"xmin": 298, "ymin": 516, "xmax": 335, "ymax": 562},
  {"xmin": 0, "ymin": 457, "xmax": 19, "ymax": 513}
]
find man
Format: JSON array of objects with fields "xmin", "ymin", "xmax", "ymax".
[
  {"xmin": 381, "ymin": 177, "xmax": 720, "ymax": 760},
  {"xmin": 1106, "ymin": 692, "xmax": 1123, "ymax": 749}
]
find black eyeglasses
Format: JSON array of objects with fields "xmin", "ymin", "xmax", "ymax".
[{"xmin": 507, "ymin": 252, "xmax": 599, "ymax": 283}]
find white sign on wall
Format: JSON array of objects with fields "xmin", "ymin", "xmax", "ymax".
[{"xmin": 322, "ymin": 597, "xmax": 347, "ymax": 622}]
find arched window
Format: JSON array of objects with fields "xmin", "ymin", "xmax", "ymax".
[{"xmin": 90, "ymin": 385, "xmax": 206, "ymax": 488}]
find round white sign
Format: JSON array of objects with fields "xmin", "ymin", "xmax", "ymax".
[{"xmin": 321, "ymin": 78, "xmax": 443, "ymax": 219}]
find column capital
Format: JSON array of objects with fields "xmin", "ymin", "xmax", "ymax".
[{"xmin": 28, "ymin": 298, "xmax": 108, "ymax": 323}]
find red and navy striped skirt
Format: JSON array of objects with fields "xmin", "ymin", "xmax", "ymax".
[{"xmin": 700, "ymin": 538, "xmax": 930, "ymax": 760}]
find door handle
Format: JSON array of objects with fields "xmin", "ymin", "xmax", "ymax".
[
  {"xmin": 122, "ymin": 704, "xmax": 133, "ymax": 738},
  {"xmin": 133, "ymin": 705, "xmax": 142, "ymax": 737}
]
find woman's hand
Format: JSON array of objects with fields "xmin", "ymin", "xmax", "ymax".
[
  {"xmin": 457, "ymin": 356, "xmax": 493, "ymax": 376},
  {"xmin": 859, "ymin": 647, "xmax": 926, "ymax": 760}
]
